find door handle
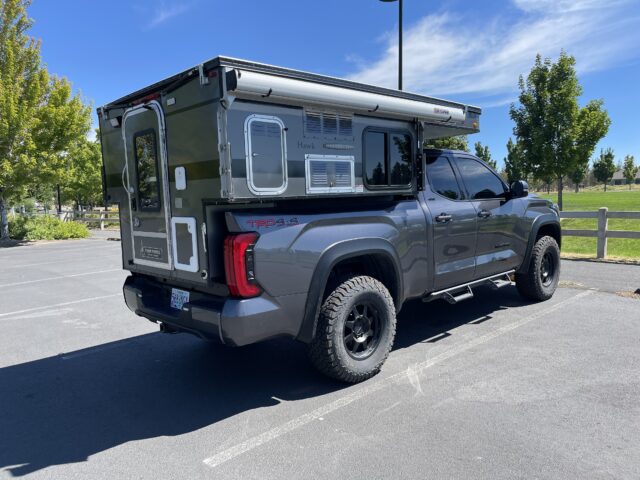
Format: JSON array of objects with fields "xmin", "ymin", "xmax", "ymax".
[
  {"xmin": 435, "ymin": 213, "xmax": 452, "ymax": 223},
  {"xmin": 478, "ymin": 210, "xmax": 492, "ymax": 218}
]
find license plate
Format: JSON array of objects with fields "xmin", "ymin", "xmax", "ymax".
[{"xmin": 170, "ymin": 288, "xmax": 190, "ymax": 310}]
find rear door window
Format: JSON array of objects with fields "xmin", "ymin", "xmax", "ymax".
[
  {"xmin": 425, "ymin": 155, "xmax": 464, "ymax": 200},
  {"xmin": 455, "ymin": 156, "xmax": 508, "ymax": 199},
  {"xmin": 134, "ymin": 129, "xmax": 161, "ymax": 211}
]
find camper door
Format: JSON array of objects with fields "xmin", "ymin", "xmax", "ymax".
[{"xmin": 122, "ymin": 101, "xmax": 173, "ymax": 270}]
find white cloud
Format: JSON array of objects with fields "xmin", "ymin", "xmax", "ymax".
[
  {"xmin": 348, "ymin": 0, "xmax": 640, "ymax": 105},
  {"xmin": 145, "ymin": 2, "xmax": 191, "ymax": 30}
]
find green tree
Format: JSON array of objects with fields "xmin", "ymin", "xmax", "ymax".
[
  {"xmin": 62, "ymin": 135, "xmax": 103, "ymax": 207},
  {"xmin": 503, "ymin": 138, "xmax": 526, "ymax": 184},
  {"xmin": 31, "ymin": 76, "xmax": 92, "ymax": 192},
  {"xmin": 510, "ymin": 52, "xmax": 611, "ymax": 210},
  {"xmin": 0, "ymin": 0, "xmax": 92, "ymax": 239},
  {"xmin": 474, "ymin": 141, "xmax": 497, "ymax": 169},
  {"xmin": 0, "ymin": 0, "xmax": 47, "ymax": 239},
  {"xmin": 569, "ymin": 163, "xmax": 589, "ymax": 192},
  {"xmin": 426, "ymin": 135, "xmax": 469, "ymax": 152},
  {"xmin": 592, "ymin": 148, "xmax": 616, "ymax": 191},
  {"xmin": 622, "ymin": 154, "xmax": 638, "ymax": 190}
]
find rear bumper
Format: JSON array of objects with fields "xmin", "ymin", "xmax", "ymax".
[{"xmin": 122, "ymin": 275, "xmax": 306, "ymax": 346}]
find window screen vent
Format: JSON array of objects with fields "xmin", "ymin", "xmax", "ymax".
[
  {"xmin": 304, "ymin": 110, "xmax": 353, "ymax": 138},
  {"xmin": 306, "ymin": 155, "xmax": 356, "ymax": 194},
  {"xmin": 338, "ymin": 115, "xmax": 353, "ymax": 137},
  {"xmin": 305, "ymin": 111, "xmax": 322, "ymax": 135},
  {"xmin": 322, "ymin": 115, "xmax": 337, "ymax": 135}
]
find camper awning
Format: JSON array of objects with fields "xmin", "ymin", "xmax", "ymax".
[{"xmin": 226, "ymin": 69, "xmax": 466, "ymax": 124}]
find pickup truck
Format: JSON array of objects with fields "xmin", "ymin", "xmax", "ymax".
[{"xmin": 122, "ymin": 148, "xmax": 561, "ymax": 383}]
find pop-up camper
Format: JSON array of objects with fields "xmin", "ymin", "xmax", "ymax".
[{"xmin": 99, "ymin": 56, "xmax": 480, "ymax": 287}]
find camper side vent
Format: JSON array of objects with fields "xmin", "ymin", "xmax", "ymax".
[
  {"xmin": 323, "ymin": 115, "xmax": 337, "ymax": 135},
  {"xmin": 305, "ymin": 111, "xmax": 322, "ymax": 135},
  {"xmin": 338, "ymin": 115, "xmax": 353, "ymax": 137},
  {"xmin": 305, "ymin": 154, "xmax": 356, "ymax": 194},
  {"xmin": 304, "ymin": 110, "xmax": 354, "ymax": 138}
]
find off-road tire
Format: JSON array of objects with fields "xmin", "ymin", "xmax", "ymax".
[
  {"xmin": 308, "ymin": 276, "xmax": 396, "ymax": 383},
  {"xmin": 516, "ymin": 235, "xmax": 560, "ymax": 301}
]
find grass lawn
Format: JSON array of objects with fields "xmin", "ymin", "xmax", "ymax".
[{"xmin": 537, "ymin": 189, "xmax": 640, "ymax": 261}]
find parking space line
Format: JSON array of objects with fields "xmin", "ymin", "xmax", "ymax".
[
  {"xmin": 2, "ymin": 255, "xmax": 119, "ymax": 270},
  {"xmin": 0, "ymin": 293, "xmax": 121, "ymax": 319},
  {"xmin": 0, "ymin": 269, "xmax": 122, "ymax": 288},
  {"xmin": 0, "ymin": 243, "xmax": 120, "ymax": 257},
  {"xmin": 203, "ymin": 289, "xmax": 594, "ymax": 469}
]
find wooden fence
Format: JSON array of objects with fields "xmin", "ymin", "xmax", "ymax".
[
  {"xmin": 54, "ymin": 209, "xmax": 120, "ymax": 230},
  {"xmin": 560, "ymin": 208, "xmax": 640, "ymax": 258}
]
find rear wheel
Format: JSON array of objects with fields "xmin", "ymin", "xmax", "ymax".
[
  {"xmin": 516, "ymin": 235, "xmax": 560, "ymax": 301},
  {"xmin": 308, "ymin": 276, "xmax": 396, "ymax": 383}
]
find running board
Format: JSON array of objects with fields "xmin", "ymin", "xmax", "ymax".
[
  {"xmin": 423, "ymin": 270, "xmax": 515, "ymax": 304},
  {"xmin": 442, "ymin": 286, "xmax": 474, "ymax": 305}
]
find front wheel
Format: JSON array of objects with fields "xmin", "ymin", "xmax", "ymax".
[
  {"xmin": 308, "ymin": 276, "xmax": 396, "ymax": 383},
  {"xmin": 516, "ymin": 235, "xmax": 560, "ymax": 301}
]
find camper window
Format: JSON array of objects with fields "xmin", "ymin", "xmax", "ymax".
[
  {"xmin": 133, "ymin": 129, "xmax": 161, "ymax": 211},
  {"xmin": 363, "ymin": 129, "xmax": 412, "ymax": 189},
  {"xmin": 245, "ymin": 114, "xmax": 288, "ymax": 195}
]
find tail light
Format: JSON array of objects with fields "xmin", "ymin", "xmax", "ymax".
[{"xmin": 224, "ymin": 232, "xmax": 262, "ymax": 298}]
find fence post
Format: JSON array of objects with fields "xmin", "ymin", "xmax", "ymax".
[
  {"xmin": 597, "ymin": 207, "xmax": 608, "ymax": 259},
  {"xmin": 100, "ymin": 211, "xmax": 105, "ymax": 231}
]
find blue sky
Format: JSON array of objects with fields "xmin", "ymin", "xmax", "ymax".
[{"xmin": 30, "ymin": 0, "xmax": 640, "ymax": 167}]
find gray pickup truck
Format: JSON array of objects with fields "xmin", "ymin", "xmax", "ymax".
[
  {"xmin": 99, "ymin": 57, "xmax": 561, "ymax": 383},
  {"xmin": 121, "ymin": 149, "xmax": 561, "ymax": 383}
]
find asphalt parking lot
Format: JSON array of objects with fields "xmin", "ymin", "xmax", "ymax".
[{"xmin": 1, "ymin": 237, "xmax": 639, "ymax": 479}]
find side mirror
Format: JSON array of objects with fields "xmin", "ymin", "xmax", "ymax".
[{"xmin": 510, "ymin": 180, "xmax": 529, "ymax": 198}]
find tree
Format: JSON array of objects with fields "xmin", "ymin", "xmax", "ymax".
[
  {"xmin": 622, "ymin": 155, "xmax": 638, "ymax": 190},
  {"xmin": 30, "ymin": 76, "xmax": 92, "ymax": 191},
  {"xmin": 503, "ymin": 138, "xmax": 526, "ymax": 184},
  {"xmin": 426, "ymin": 136, "xmax": 469, "ymax": 152},
  {"xmin": 592, "ymin": 148, "xmax": 616, "ymax": 191},
  {"xmin": 0, "ymin": 0, "xmax": 47, "ymax": 239},
  {"xmin": 569, "ymin": 163, "xmax": 589, "ymax": 193},
  {"xmin": 474, "ymin": 141, "xmax": 497, "ymax": 169},
  {"xmin": 0, "ymin": 0, "xmax": 92, "ymax": 239},
  {"xmin": 62, "ymin": 135, "xmax": 103, "ymax": 207},
  {"xmin": 510, "ymin": 52, "xmax": 611, "ymax": 210}
]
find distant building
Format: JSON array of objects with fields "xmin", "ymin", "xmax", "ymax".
[{"xmin": 611, "ymin": 169, "xmax": 640, "ymax": 185}]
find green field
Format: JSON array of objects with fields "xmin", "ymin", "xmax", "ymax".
[{"xmin": 537, "ymin": 190, "xmax": 640, "ymax": 261}]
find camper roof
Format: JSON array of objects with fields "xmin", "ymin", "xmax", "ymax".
[{"xmin": 100, "ymin": 56, "xmax": 481, "ymax": 117}]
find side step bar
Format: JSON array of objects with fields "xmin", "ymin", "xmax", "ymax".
[{"xmin": 423, "ymin": 270, "xmax": 515, "ymax": 304}]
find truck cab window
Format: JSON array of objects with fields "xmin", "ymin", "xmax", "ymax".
[
  {"xmin": 364, "ymin": 130, "xmax": 412, "ymax": 188},
  {"xmin": 425, "ymin": 155, "xmax": 463, "ymax": 200},
  {"xmin": 455, "ymin": 156, "xmax": 507, "ymax": 199},
  {"xmin": 134, "ymin": 130, "xmax": 160, "ymax": 211}
]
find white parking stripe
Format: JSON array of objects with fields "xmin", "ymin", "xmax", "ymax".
[
  {"xmin": 3, "ymin": 255, "xmax": 120, "ymax": 270},
  {"xmin": 203, "ymin": 289, "xmax": 594, "ymax": 469},
  {"xmin": 0, "ymin": 268, "xmax": 122, "ymax": 288},
  {"xmin": 0, "ymin": 243, "xmax": 120, "ymax": 257},
  {"xmin": 0, "ymin": 293, "xmax": 121, "ymax": 319}
]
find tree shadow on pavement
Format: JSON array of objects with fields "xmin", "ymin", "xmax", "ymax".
[{"xmin": 0, "ymin": 286, "xmax": 530, "ymax": 476}]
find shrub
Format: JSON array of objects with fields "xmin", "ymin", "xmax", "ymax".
[{"xmin": 8, "ymin": 215, "xmax": 89, "ymax": 240}]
